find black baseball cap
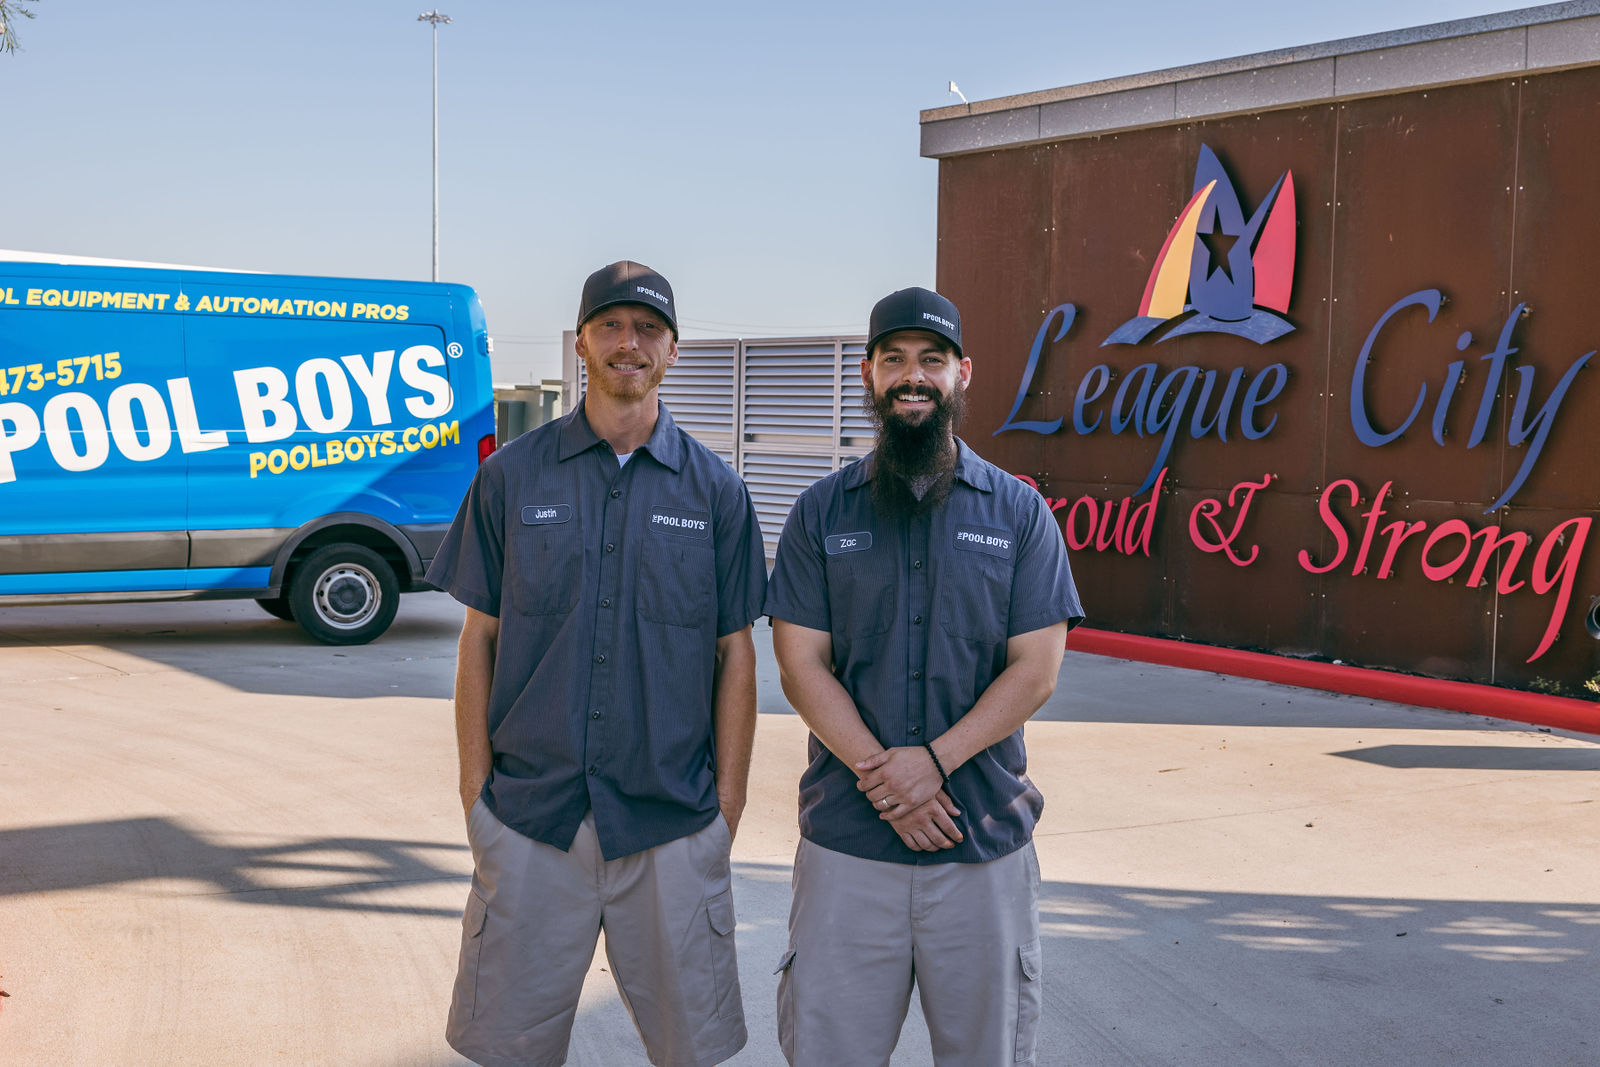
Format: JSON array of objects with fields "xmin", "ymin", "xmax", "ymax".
[
  {"xmin": 867, "ymin": 287, "xmax": 962, "ymax": 356},
  {"xmin": 577, "ymin": 260, "xmax": 678, "ymax": 338}
]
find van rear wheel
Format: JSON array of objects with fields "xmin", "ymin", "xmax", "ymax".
[
  {"xmin": 288, "ymin": 543, "xmax": 399, "ymax": 645},
  {"xmin": 255, "ymin": 595, "xmax": 296, "ymax": 621}
]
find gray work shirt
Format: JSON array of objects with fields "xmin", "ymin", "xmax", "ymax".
[
  {"xmin": 426, "ymin": 399, "xmax": 767, "ymax": 859},
  {"xmin": 765, "ymin": 439, "xmax": 1083, "ymax": 865}
]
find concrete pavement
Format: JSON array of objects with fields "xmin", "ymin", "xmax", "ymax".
[{"xmin": 1, "ymin": 592, "xmax": 1597, "ymax": 1065}]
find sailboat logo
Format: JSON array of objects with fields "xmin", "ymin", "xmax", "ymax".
[{"xmin": 1104, "ymin": 144, "xmax": 1296, "ymax": 346}]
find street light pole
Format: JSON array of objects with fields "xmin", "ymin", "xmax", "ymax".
[{"xmin": 417, "ymin": 10, "xmax": 451, "ymax": 282}]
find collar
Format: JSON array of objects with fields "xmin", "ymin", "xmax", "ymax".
[
  {"xmin": 841, "ymin": 437, "xmax": 993, "ymax": 493},
  {"xmin": 556, "ymin": 397, "xmax": 684, "ymax": 473}
]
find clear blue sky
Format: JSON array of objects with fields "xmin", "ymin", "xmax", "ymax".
[{"xmin": 5, "ymin": 0, "xmax": 1511, "ymax": 381}]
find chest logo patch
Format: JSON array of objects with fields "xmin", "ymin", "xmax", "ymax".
[
  {"xmin": 522, "ymin": 504, "xmax": 573, "ymax": 525},
  {"xmin": 954, "ymin": 525, "xmax": 1014, "ymax": 559},
  {"xmin": 825, "ymin": 531, "xmax": 873, "ymax": 555},
  {"xmin": 650, "ymin": 505, "xmax": 712, "ymax": 539}
]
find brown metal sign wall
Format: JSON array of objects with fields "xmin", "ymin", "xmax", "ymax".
[{"xmin": 939, "ymin": 66, "xmax": 1600, "ymax": 692}]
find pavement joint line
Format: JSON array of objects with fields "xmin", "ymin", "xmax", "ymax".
[
  {"xmin": 4, "ymin": 669, "xmax": 136, "ymax": 685},
  {"xmin": 0, "ymin": 630, "xmax": 129, "ymax": 666},
  {"xmin": 4, "ymin": 648, "xmax": 139, "ymax": 677}
]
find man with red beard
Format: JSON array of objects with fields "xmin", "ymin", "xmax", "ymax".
[
  {"xmin": 427, "ymin": 261, "xmax": 766, "ymax": 1067},
  {"xmin": 766, "ymin": 287, "xmax": 1082, "ymax": 1066}
]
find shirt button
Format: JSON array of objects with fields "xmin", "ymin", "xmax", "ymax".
[
  {"xmin": 913, "ymin": 560, "xmax": 923, "ymax": 569},
  {"xmin": 910, "ymin": 726, "xmax": 922, "ymax": 736},
  {"xmin": 606, "ymin": 543, "xmax": 615, "ymax": 553},
  {"xmin": 595, "ymin": 653, "xmax": 607, "ymax": 664},
  {"xmin": 601, "ymin": 597, "xmax": 612, "ymax": 608},
  {"xmin": 588, "ymin": 765, "xmax": 598, "ymax": 775},
  {"xmin": 610, "ymin": 489, "xmax": 621, "ymax": 499},
  {"xmin": 912, "ymin": 670, "xmax": 923, "ymax": 680},
  {"xmin": 591, "ymin": 711, "xmax": 601, "ymax": 720},
  {"xmin": 913, "ymin": 615, "xmax": 923, "ymax": 624}
]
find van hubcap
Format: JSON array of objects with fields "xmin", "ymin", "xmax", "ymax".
[{"xmin": 314, "ymin": 563, "xmax": 381, "ymax": 629}]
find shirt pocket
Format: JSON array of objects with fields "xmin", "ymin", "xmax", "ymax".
[
  {"xmin": 937, "ymin": 552, "xmax": 1013, "ymax": 643},
  {"xmin": 508, "ymin": 526, "xmax": 583, "ymax": 615},
  {"xmin": 825, "ymin": 552, "xmax": 893, "ymax": 637},
  {"xmin": 637, "ymin": 539, "xmax": 716, "ymax": 628}
]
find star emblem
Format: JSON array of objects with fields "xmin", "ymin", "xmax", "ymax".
[{"xmin": 1199, "ymin": 225, "xmax": 1240, "ymax": 282}]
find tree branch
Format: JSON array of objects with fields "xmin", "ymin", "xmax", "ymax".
[{"xmin": 0, "ymin": 1, "xmax": 41, "ymax": 56}]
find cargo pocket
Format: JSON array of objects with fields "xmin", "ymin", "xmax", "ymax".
[
  {"xmin": 706, "ymin": 887, "xmax": 741, "ymax": 1019},
  {"xmin": 774, "ymin": 947, "xmax": 798, "ymax": 1064},
  {"xmin": 1014, "ymin": 939, "xmax": 1042, "ymax": 1063},
  {"xmin": 458, "ymin": 891, "xmax": 490, "ymax": 1020}
]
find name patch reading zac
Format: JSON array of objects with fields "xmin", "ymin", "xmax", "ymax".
[
  {"xmin": 650, "ymin": 505, "xmax": 711, "ymax": 538},
  {"xmin": 521, "ymin": 504, "xmax": 572, "ymax": 525},
  {"xmin": 825, "ymin": 532, "xmax": 873, "ymax": 555},
  {"xmin": 954, "ymin": 525, "xmax": 1014, "ymax": 559}
]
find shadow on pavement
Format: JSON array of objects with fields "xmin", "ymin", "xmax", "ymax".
[
  {"xmin": 0, "ymin": 596, "xmax": 461, "ymax": 701},
  {"xmin": 1330, "ymin": 744, "xmax": 1600, "ymax": 770},
  {"xmin": 1038, "ymin": 879, "xmax": 1599, "ymax": 1064},
  {"xmin": 567, "ymin": 865, "xmax": 1600, "ymax": 1066},
  {"xmin": 1040, "ymin": 879, "xmax": 1599, "ymax": 966},
  {"xmin": 14, "ymin": 819, "xmax": 1594, "ymax": 1064},
  {"xmin": 0, "ymin": 816, "xmax": 468, "ymax": 916}
]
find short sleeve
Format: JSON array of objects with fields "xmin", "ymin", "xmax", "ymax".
[
  {"xmin": 713, "ymin": 477, "xmax": 769, "ymax": 637},
  {"xmin": 1007, "ymin": 487, "xmax": 1085, "ymax": 636},
  {"xmin": 763, "ymin": 489, "xmax": 831, "ymax": 632},
  {"xmin": 424, "ymin": 460, "xmax": 506, "ymax": 617}
]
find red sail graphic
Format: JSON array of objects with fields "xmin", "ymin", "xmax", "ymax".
[{"xmin": 1252, "ymin": 172, "xmax": 1295, "ymax": 314}]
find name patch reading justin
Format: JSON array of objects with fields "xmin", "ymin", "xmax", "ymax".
[
  {"xmin": 522, "ymin": 504, "xmax": 572, "ymax": 525},
  {"xmin": 825, "ymin": 532, "xmax": 873, "ymax": 555},
  {"xmin": 650, "ymin": 505, "xmax": 711, "ymax": 539},
  {"xmin": 954, "ymin": 526, "xmax": 1014, "ymax": 559}
]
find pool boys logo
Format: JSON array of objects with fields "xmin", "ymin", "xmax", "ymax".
[{"xmin": 1104, "ymin": 144, "xmax": 1296, "ymax": 346}]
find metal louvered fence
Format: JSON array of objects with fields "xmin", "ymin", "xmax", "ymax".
[{"xmin": 566, "ymin": 333, "xmax": 872, "ymax": 558}]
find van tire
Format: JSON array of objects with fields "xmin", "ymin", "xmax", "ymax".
[
  {"xmin": 255, "ymin": 596, "xmax": 296, "ymax": 621},
  {"xmin": 289, "ymin": 543, "xmax": 399, "ymax": 645}
]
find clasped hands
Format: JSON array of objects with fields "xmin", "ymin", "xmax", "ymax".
[{"xmin": 855, "ymin": 746, "xmax": 963, "ymax": 852}]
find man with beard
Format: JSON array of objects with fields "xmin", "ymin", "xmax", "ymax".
[
  {"xmin": 427, "ymin": 261, "xmax": 766, "ymax": 1067},
  {"xmin": 765, "ymin": 287, "xmax": 1083, "ymax": 1066}
]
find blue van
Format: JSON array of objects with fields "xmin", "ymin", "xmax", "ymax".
[{"xmin": 0, "ymin": 255, "xmax": 495, "ymax": 643}]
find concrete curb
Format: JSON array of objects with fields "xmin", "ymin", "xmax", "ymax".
[{"xmin": 1067, "ymin": 627, "xmax": 1600, "ymax": 736}]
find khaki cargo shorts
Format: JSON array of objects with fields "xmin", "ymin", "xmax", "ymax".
[
  {"xmin": 447, "ymin": 802, "xmax": 745, "ymax": 1067},
  {"xmin": 776, "ymin": 838, "xmax": 1042, "ymax": 1067}
]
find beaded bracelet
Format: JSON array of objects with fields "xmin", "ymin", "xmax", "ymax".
[{"xmin": 923, "ymin": 741, "xmax": 951, "ymax": 790}]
